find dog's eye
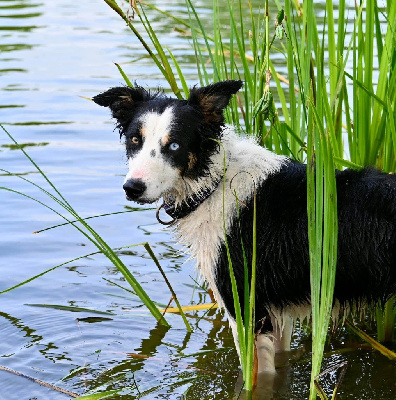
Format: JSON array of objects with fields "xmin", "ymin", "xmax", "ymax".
[
  {"xmin": 169, "ymin": 142, "xmax": 180, "ymax": 151},
  {"xmin": 131, "ymin": 136, "xmax": 140, "ymax": 145}
]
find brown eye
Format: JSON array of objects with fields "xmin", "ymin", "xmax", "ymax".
[{"xmin": 131, "ymin": 136, "xmax": 139, "ymax": 144}]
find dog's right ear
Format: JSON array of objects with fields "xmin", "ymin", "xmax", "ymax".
[
  {"xmin": 188, "ymin": 80, "xmax": 243, "ymax": 124},
  {"xmin": 92, "ymin": 86, "xmax": 150, "ymax": 122}
]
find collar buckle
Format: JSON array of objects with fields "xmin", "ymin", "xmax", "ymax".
[{"xmin": 156, "ymin": 203, "xmax": 176, "ymax": 225}]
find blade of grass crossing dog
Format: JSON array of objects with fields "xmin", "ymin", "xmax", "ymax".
[
  {"xmin": 233, "ymin": 193, "xmax": 254, "ymax": 391},
  {"xmin": 307, "ymin": 97, "xmax": 339, "ymax": 400},
  {"xmin": 224, "ymin": 201, "xmax": 247, "ymax": 378},
  {"xmin": 234, "ymin": 200, "xmax": 251, "ymax": 359},
  {"xmin": 217, "ymin": 140, "xmax": 247, "ymax": 378},
  {"xmin": 229, "ymin": 176, "xmax": 258, "ymax": 392},
  {"xmin": 306, "ymin": 19, "xmax": 339, "ymax": 392},
  {"xmin": 244, "ymin": 185, "xmax": 257, "ymax": 392},
  {"xmin": 307, "ymin": 103, "xmax": 322, "ymax": 400}
]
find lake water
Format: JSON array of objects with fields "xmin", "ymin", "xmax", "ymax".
[{"xmin": 0, "ymin": 0, "xmax": 395, "ymax": 399}]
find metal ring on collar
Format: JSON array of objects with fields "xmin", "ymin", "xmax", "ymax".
[{"xmin": 156, "ymin": 203, "xmax": 176, "ymax": 225}]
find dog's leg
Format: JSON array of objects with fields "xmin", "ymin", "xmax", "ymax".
[
  {"xmin": 273, "ymin": 314, "xmax": 293, "ymax": 353},
  {"xmin": 256, "ymin": 333, "xmax": 276, "ymax": 373},
  {"xmin": 229, "ymin": 316, "xmax": 276, "ymax": 374}
]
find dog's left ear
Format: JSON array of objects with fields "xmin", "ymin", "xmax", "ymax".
[
  {"xmin": 92, "ymin": 86, "xmax": 150, "ymax": 120},
  {"xmin": 188, "ymin": 80, "xmax": 243, "ymax": 123}
]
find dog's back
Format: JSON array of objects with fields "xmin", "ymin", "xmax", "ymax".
[{"xmin": 215, "ymin": 161, "xmax": 396, "ymax": 331}]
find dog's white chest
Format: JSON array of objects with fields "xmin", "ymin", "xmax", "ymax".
[{"xmin": 173, "ymin": 132, "xmax": 286, "ymax": 306}]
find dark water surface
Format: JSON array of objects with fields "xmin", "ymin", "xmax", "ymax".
[{"xmin": 0, "ymin": 0, "xmax": 395, "ymax": 399}]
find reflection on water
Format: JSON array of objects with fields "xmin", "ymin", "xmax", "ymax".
[{"xmin": 0, "ymin": 0, "xmax": 395, "ymax": 399}]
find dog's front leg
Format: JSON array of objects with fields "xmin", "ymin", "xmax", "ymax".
[
  {"xmin": 256, "ymin": 333, "xmax": 276, "ymax": 373},
  {"xmin": 228, "ymin": 316, "xmax": 276, "ymax": 374},
  {"xmin": 272, "ymin": 314, "xmax": 293, "ymax": 353}
]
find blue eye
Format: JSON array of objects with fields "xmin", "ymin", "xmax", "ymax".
[{"xmin": 169, "ymin": 142, "xmax": 180, "ymax": 151}]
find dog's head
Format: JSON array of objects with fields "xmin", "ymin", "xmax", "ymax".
[{"xmin": 93, "ymin": 80, "xmax": 243, "ymax": 204}]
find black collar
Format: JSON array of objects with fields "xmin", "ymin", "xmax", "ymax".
[{"xmin": 156, "ymin": 174, "xmax": 224, "ymax": 225}]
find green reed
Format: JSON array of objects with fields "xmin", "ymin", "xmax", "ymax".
[{"xmin": 94, "ymin": 0, "xmax": 396, "ymax": 396}]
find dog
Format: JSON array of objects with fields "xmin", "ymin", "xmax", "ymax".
[{"xmin": 93, "ymin": 80, "xmax": 396, "ymax": 373}]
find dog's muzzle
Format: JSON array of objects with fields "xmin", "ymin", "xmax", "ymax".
[{"xmin": 123, "ymin": 179, "xmax": 146, "ymax": 201}]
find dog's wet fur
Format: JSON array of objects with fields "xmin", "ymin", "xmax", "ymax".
[{"xmin": 94, "ymin": 80, "xmax": 396, "ymax": 373}]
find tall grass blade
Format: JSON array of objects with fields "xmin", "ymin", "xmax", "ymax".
[
  {"xmin": 114, "ymin": 62, "xmax": 133, "ymax": 87},
  {"xmin": 143, "ymin": 242, "xmax": 192, "ymax": 332},
  {"xmin": 376, "ymin": 296, "xmax": 396, "ymax": 343},
  {"xmin": 186, "ymin": 0, "xmax": 219, "ymax": 82},
  {"xmin": 307, "ymin": 104, "xmax": 339, "ymax": 400},
  {"xmin": 166, "ymin": 47, "xmax": 189, "ymax": 98}
]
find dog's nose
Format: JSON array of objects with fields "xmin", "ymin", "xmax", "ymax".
[{"xmin": 123, "ymin": 179, "xmax": 146, "ymax": 199}]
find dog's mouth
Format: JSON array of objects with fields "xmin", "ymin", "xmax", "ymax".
[{"xmin": 124, "ymin": 194, "xmax": 156, "ymax": 205}]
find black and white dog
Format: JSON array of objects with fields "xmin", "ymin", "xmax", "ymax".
[{"xmin": 93, "ymin": 80, "xmax": 396, "ymax": 373}]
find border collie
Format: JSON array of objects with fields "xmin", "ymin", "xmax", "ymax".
[{"xmin": 93, "ymin": 80, "xmax": 396, "ymax": 373}]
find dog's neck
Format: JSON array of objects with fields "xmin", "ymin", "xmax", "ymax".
[
  {"xmin": 162, "ymin": 171, "xmax": 224, "ymax": 221},
  {"xmin": 161, "ymin": 130, "xmax": 230, "ymax": 220},
  {"xmin": 166, "ymin": 128, "xmax": 287, "ymax": 306}
]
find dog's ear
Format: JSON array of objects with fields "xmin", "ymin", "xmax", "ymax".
[
  {"xmin": 92, "ymin": 86, "xmax": 150, "ymax": 120},
  {"xmin": 188, "ymin": 80, "xmax": 243, "ymax": 123}
]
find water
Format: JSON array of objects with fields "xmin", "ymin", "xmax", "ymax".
[{"xmin": 0, "ymin": 0, "xmax": 395, "ymax": 399}]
